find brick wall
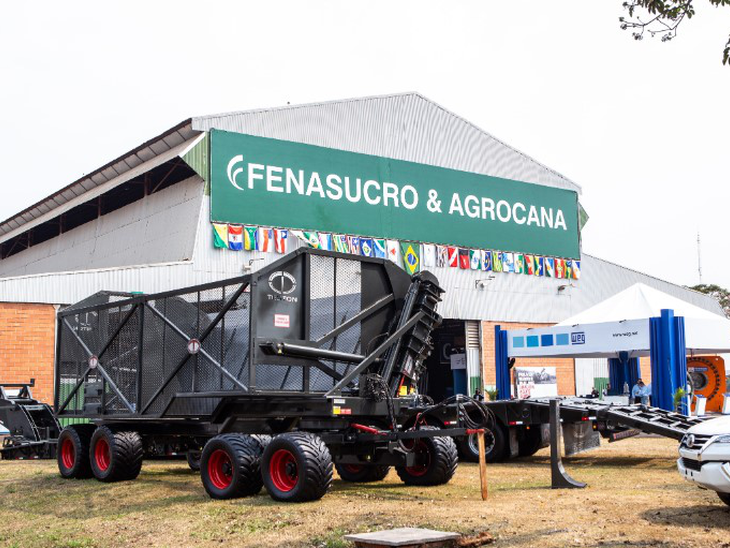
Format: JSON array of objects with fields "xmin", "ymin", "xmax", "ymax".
[
  {"xmin": 481, "ymin": 321, "xmax": 576, "ymax": 397},
  {"xmin": 0, "ymin": 303, "xmax": 56, "ymax": 404}
]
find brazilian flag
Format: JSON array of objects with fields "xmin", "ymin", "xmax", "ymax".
[
  {"xmin": 212, "ymin": 223, "xmax": 228, "ymax": 249},
  {"xmin": 400, "ymin": 241, "xmax": 420, "ymax": 275}
]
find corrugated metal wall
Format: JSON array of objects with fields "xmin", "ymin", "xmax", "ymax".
[
  {"xmin": 0, "ymin": 188, "xmax": 720, "ymax": 322},
  {"xmin": 0, "ymin": 177, "xmax": 203, "ymax": 277}
]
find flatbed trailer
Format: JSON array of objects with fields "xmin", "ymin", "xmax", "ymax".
[{"xmin": 53, "ymin": 248, "xmax": 492, "ymax": 501}]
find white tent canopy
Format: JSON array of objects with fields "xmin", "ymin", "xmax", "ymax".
[{"xmin": 506, "ymin": 283, "xmax": 730, "ymax": 358}]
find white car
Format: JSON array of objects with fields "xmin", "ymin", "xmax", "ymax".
[{"xmin": 678, "ymin": 415, "xmax": 730, "ymax": 506}]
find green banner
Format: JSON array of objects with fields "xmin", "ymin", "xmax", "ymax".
[{"xmin": 210, "ymin": 130, "xmax": 580, "ymax": 258}]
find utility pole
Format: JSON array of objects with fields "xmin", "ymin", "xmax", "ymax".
[{"xmin": 697, "ymin": 232, "xmax": 703, "ymax": 284}]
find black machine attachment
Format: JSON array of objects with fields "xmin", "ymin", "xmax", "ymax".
[{"xmin": 0, "ymin": 380, "xmax": 61, "ymax": 459}]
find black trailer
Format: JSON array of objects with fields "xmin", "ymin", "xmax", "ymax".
[
  {"xmin": 54, "ymin": 248, "xmax": 493, "ymax": 502},
  {"xmin": 0, "ymin": 380, "xmax": 61, "ymax": 460}
]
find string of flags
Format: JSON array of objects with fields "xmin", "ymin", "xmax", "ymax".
[{"xmin": 211, "ymin": 222, "xmax": 581, "ymax": 280}]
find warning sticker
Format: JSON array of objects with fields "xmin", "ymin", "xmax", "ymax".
[{"xmin": 274, "ymin": 314, "xmax": 290, "ymax": 328}]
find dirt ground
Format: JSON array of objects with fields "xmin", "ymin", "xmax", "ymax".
[{"xmin": 0, "ymin": 436, "xmax": 728, "ymax": 548}]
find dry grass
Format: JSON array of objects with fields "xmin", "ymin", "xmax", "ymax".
[{"xmin": 0, "ymin": 436, "xmax": 728, "ymax": 548}]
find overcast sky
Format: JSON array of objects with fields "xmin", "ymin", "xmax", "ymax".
[{"xmin": 1, "ymin": 1, "xmax": 728, "ymax": 289}]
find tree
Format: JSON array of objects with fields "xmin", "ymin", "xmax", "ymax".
[
  {"xmin": 690, "ymin": 283, "xmax": 730, "ymax": 317},
  {"xmin": 619, "ymin": 1, "xmax": 730, "ymax": 65}
]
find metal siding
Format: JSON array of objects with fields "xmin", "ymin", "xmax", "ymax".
[
  {"xmin": 0, "ymin": 194, "xmax": 721, "ymax": 323},
  {"xmin": 0, "ymin": 177, "xmax": 203, "ymax": 278},
  {"xmin": 192, "ymin": 93, "xmax": 580, "ymax": 194}
]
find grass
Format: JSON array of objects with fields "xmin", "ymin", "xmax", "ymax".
[{"xmin": 1, "ymin": 437, "xmax": 728, "ymax": 547}]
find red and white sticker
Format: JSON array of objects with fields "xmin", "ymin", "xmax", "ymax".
[
  {"xmin": 274, "ymin": 314, "xmax": 290, "ymax": 328},
  {"xmin": 89, "ymin": 355, "xmax": 99, "ymax": 369},
  {"xmin": 187, "ymin": 338, "xmax": 201, "ymax": 354}
]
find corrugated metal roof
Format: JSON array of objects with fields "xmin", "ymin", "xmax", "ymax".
[
  {"xmin": 192, "ymin": 92, "xmax": 581, "ymax": 194},
  {"xmin": 0, "ymin": 120, "xmax": 198, "ymax": 243}
]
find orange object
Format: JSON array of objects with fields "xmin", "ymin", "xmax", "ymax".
[{"xmin": 688, "ymin": 356, "xmax": 726, "ymax": 413}]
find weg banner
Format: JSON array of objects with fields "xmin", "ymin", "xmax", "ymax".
[{"xmin": 209, "ymin": 130, "xmax": 580, "ymax": 258}]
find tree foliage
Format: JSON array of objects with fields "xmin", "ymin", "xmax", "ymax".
[
  {"xmin": 690, "ymin": 283, "xmax": 730, "ymax": 317},
  {"xmin": 620, "ymin": 1, "xmax": 730, "ymax": 65}
]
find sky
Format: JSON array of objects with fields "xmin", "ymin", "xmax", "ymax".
[{"xmin": 1, "ymin": 1, "xmax": 729, "ymax": 288}]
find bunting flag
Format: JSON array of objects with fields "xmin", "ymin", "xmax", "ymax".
[
  {"xmin": 400, "ymin": 241, "xmax": 420, "ymax": 275},
  {"xmin": 447, "ymin": 246, "xmax": 458, "ymax": 267},
  {"xmin": 545, "ymin": 258, "xmax": 555, "ymax": 278},
  {"xmin": 525, "ymin": 255, "xmax": 534, "ymax": 275},
  {"xmin": 228, "ymin": 224, "xmax": 243, "ymax": 251},
  {"xmin": 482, "ymin": 250, "xmax": 492, "ymax": 271},
  {"xmin": 213, "ymin": 223, "xmax": 228, "ymax": 249},
  {"xmin": 555, "ymin": 258, "xmax": 565, "ymax": 279},
  {"xmin": 535, "ymin": 256, "xmax": 544, "ymax": 276},
  {"xmin": 333, "ymin": 234, "xmax": 347, "ymax": 253},
  {"xmin": 436, "ymin": 246, "xmax": 448, "ymax": 268},
  {"xmin": 347, "ymin": 236, "xmax": 360, "ymax": 255},
  {"xmin": 259, "ymin": 227, "xmax": 274, "ymax": 252},
  {"xmin": 514, "ymin": 253, "xmax": 525, "ymax": 274},
  {"xmin": 469, "ymin": 249, "xmax": 482, "ymax": 270},
  {"xmin": 360, "ymin": 237, "xmax": 374, "ymax": 257},
  {"xmin": 373, "ymin": 238, "xmax": 386, "ymax": 258},
  {"xmin": 571, "ymin": 260, "xmax": 581, "ymax": 280},
  {"xmin": 492, "ymin": 251, "xmax": 503, "ymax": 273},
  {"xmin": 274, "ymin": 229, "xmax": 288, "ymax": 253},
  {"xmin": 318, "ymin": 232, "xmax": 333, "ymax": 251},
  {"xmin": 458, "ymin": 248, "xmax": 470, "ymax": 269},
  {"xmin": 301, "ymin": 231, "xmax": 320, "ymax": 249},
  {"xmin": 502, "ymin": 252, "xmax": 514, "ymax": 273},
  {"xmin": 564, "ymin": 260, "xmax": 572, "ymax": 280},
  {"xmin": 244, "ymin": 226, "xmax": 258, "ymax": 250},
  {"xmin": 386, "ymin": 239, "xmax": 399, "ymax": 263},
  {"xmin": 422, "ymin": 244, "xmax": 436, "ymax": 268}
]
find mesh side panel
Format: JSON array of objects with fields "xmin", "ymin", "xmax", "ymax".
[
  {"xmin": 256, "ymin": 364, "xmax": 304, "ymax": 391},
  {"xmin": 101, "ymin": 305, "xmax": 140, "ymax": 414},
  {"xmin": 58, "ymin": 315, "xmax": 91, "ymax": 414},
  {"xmin": 309, "ymin": 255, "xmax": 335, "ymax": 340}
]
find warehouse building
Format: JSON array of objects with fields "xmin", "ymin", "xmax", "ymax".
[{"xmin": 0, "ymin": 92, "xmax": 722, "ymax": 404}]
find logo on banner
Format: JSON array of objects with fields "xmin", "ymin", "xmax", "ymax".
[
  {"xmin": 227, "ymin": 155, "xmax": 245, "ymax": 190},
  {"xmin": 571, "ymin": 332, "xmax": 585, "ymax": 345}
]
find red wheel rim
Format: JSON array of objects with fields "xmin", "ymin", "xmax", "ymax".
[
  {"xmin": 95, "ymin": 438, "xmax": 111, "ymax": 472},
  {"xmin": 208, "ymin": 449, "xmax": 233, "ymax": 490},
  {"xmin": 405, "ymin": 440, "xmax": 430, "ymax": 477},
  {"xmin": 342, "ymin": 464, "xmax": 363, "ymax": 474},
  {"xmin": 60, "ymin": 438, "xmax": 75, "ymax": 469},
  {"xmin": 270, "ymin": 449, "xmax": 298, "ymax": 492}
]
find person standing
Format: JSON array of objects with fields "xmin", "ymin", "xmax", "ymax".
[
  {"xmin": 632, "ymin": 379, "xmax": 647, "ymax": 404},
  {"xmin": 473, "ymin": 388, "xmax": 485, "ymax": 401}
]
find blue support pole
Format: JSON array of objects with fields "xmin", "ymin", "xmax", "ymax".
[
  {"xmin": 649, "ymin": 309, "xmax": 687, "ymax": 412},
  {"xmin": 494, "ymin": 325, "xmax": 511, "ymax": 400}
]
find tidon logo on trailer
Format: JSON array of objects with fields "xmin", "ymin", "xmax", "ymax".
[{"xmin": 267, "ymin": 271, "xmax": 298, "ymax": 303}]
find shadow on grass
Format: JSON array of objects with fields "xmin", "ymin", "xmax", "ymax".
[{"xmin": 640, "ymin": 503, "xmax": 730, "ymax": 528}]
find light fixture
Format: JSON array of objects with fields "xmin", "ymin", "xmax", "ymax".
[{"xmin": 243, "ymin": 258, "xmax": 265, "ymax": 272}]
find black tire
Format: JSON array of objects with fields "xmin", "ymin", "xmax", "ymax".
[
  {"xmin": 335, "ymin": 463, "xmax": 390, "ymax": 483},
  {"xmin": 396, "ymin": 426, "xmax": 458, "ymax": 486},
  {"xmin": 200, "ymin": 434, "xmax": 264, "ymax": 499},
  {"xmin": 262, "ymin": 432, "xmax": 333, "ymax": 502},
  {"xmin": 250, "ymin": 434, "xmax": 272, "ymax": 452},
  {"xmin": 457, "ymin": 424, "xmax": 509, "ymax": 463},
  {"xmin": 90, "ymin": 426, "xmax": 143, "ymax": 482},
  {"xmin": 718, "ymin": 492, "xmax": 730, "ymax": 506},
  {"xmin": 518, "ymin": 427, "xmax": 543, "ymax": 457},
  {"xmin": 187, "ymin": 450, "xmax": 201, "ymax": 471},
  {"xmin": 57, "ymin": 424, "xmax": 95, "ymax": 479}
]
